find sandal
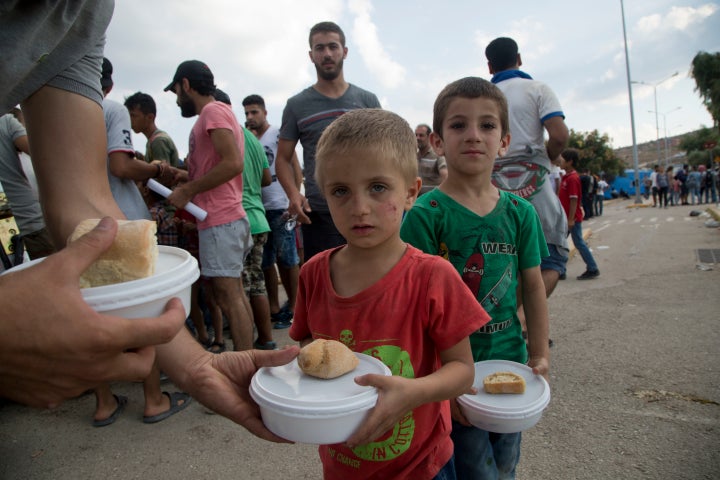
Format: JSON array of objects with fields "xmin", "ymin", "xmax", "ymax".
[
  {"xmin": 207, "ymin": 342, "xmax": 226, "ymax": 353},
  {"xmin": 92, "ymin": 394, "xmax": 128, "ymax": 427},
  {"xmin": 142, "ymin": 392, "xmax": 192, "ymax": 424}
]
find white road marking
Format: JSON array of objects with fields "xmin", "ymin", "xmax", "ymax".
[{"xmin": 594, "ymin": 224, "xmax": 611, "ymax": 233}]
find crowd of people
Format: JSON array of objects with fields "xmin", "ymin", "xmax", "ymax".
[
  {"xmin": 1, "ymin": 2, "xmax": 688, "ymax": 478},
  {"xmin": 644, "ymin": 163, "xmax": 719, "ymax": 208}
]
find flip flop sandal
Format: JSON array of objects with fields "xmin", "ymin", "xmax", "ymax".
[
  {"xmin": 92, "ymin": 394, "xmax": 128, "ymax": 427},
  {"xmin": 142, "ymin": 392, "xmax": 192, "ymax": 424}
]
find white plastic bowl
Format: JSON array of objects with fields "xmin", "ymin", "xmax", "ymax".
[
  {"xmin": 250, "ymin": 352, "xmax": 391, "ymax": 444},
  {"xmin": 457, "ymin": 360, "xmax": 551, "ymax": 433},
  {"xmin": 4, "ymin": 245, "xmax": 199, "ymax": 318}
]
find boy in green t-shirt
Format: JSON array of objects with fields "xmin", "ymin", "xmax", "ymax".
[{"xmin": 400, "ymin": 77, "xmax": 550, "ymax": 479}]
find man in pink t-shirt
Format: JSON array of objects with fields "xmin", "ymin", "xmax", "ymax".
[{"xmin": 165, "ymin": 60, "xmax": 255, "ymax": 351}]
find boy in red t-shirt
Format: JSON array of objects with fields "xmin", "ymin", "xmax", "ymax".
[
  {"xmin": 289, "ymin": 109, "xmax": 490, "ymax": 479},
  {"xmin": 559, "ymin": 148, "xmax": 600, "ymax": 279}
]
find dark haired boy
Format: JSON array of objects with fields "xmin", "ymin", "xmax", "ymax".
[{"xmin": 559, "ymin": 148, "xmax": 600, "ymax": 279}]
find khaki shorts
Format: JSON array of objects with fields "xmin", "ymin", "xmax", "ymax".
[{"xmin": 198, "ymin": 218, "xmax": 252, "ymax": 278}]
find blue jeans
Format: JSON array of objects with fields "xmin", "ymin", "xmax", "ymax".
[
  {"xmin": 434, "ymin": 455, "xmax": 457, "ymax": 480},
  {"xmin": 261, "ymin": 209, "xmax": 299, "ymax": 270},
  {"xmin": 593, "ymin": 194, "xmax": 604, "ymax": 216},
  {"xmin": 570, "ymin": 222, "xmax": 598, "ymax": 272},
  {"xmin": 451, "ymin": 421, "xmax": 521, "ymax": 479}
]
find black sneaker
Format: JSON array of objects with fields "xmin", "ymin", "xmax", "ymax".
[
  {"xmin": 577, "ymin": 270, "xmax": 600, "ymax": 280},
  {"xmin": 273, "ymin": 319, "xmax": 292, "ymax": 330},
  {"xmin": 271, "ymin": 304, "xmax": 293, "ymax": 323}
]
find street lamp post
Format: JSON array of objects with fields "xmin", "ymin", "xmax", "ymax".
[
  {"xmin": 648, "ymin": 107, "xmax": 681, "ymax": 167},
  {"xmin": 620, "ymin": 0, "xmax": 642, "ymax": 204},
  {"xmin": 666, "ymin": 123, "xmax": 683, "ymax": 164},
  {"xmin": 632, "ymin": 71, "xmax": 679, "ymax": 167}
]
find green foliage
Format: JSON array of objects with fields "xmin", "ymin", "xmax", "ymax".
[
  {"xmin": 690, "ymin": 51, "xmax": 720, "ymax": 129},
  {"xmin": 567, "ymin": 129, "xmax": 625, "ymax": 179},
  {"xmin": 678, "ymin": 126, "xmax": 720, "ymax": 165},
  {"xmin": 687, "ymin": 150, "xmax": 709, "ymax": 166}
]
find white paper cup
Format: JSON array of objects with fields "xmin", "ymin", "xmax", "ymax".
[
  {"xmin": 250, "ymin": 352, "xmax": 391, "ymax": 444},
  {"xmin": 5, "ymin": 245, "xmax": 199, "ymax": 318},
  {"xmin": 457, "ymin": 360, "xmax": 551, "ymax": 433}
]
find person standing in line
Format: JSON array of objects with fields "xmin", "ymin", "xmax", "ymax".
[
  {"xmin": 401, "ymin": 77, "xmax": 550, "ymax": 480},
  {"xmin": 549, "ymin": 160, "xmax": 564, "ymax": 195},
  {"xmin": 91, "ymin": 58, "xmax": 191, "ymax": 427},
  {"xmin": 700, "ymin": 164, "xmax": 713, "ymax": 204},
  {"xmin": 580, "ymin": 169, "xmax": 595, "ymax": 219},
  {"xmin": 667, "ymin": 166, "xmax": 678, "ymax": 206},
  {"xmin": 559, "ymin": 149, "xmax": 600, "ymax": 280},
  {"xmin": 290, "ymin": 108, "xmax": 490, "ymax": 478},
  {"xmin": 211, "ymin": 88, "xmax": 277, "ymax": 351},
  {"xmin": 124, "ymin": 91, "xmax": 181, "ymax": 167},
  {"xmin": 655, "ymin": 164, "xmax": 669, "ymax": 208},
  {"xmin": 242, "ymin": 94, "xmax": 303, "ymax": 329},
  {"xmin": 594, "ymin": 175, "xmax": 609, "ymax": 216},
  {"xmin": 275, "ymin": 21, "xmax": 381, "ymax": 262},
  {"xmin": 0, "ymin": 4, "xmax": 300, "ymax": 442},
  {"xmin": 687, "ymin": 165, "xmax": 702, "ymax": 205},
  {"xmin": 675, "ymin": 165, "xmax": 689, "ymax": 205},
  {"xmin": 415, "ymin": 123, "xmax": 447, "ymax": 195},
  {"xmin": 649, "ymin": 165, "xmax": 659, "ymax": 207},
  {"xmin": 164, "ymin": 60, "xmax": 255, "ymax": 352},
  {"xmin": 485, "ymin": 37, "xmax": 569, "ymax": 342},
  {"xmin": 0, "ymin": 113, "xmax": 54, "ymax": 260}
]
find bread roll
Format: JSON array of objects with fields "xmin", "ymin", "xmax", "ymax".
[
  {"xmin": 483, "ymin": 371, "xmax": 526, "ymax": 394},
  {"xmin": 69, "ymin": 219, "xmax": 158, "ymax": 288},
  {"xmin": 298, "ymin": 339, "xmax": 359, "ymax": 379}
]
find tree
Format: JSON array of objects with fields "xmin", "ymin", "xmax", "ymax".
[
  {"xmin": 567, "ymin": 129, "xmax": 625, "ymax": 181},
  {"xmin": 690, "ymin": 51, "xmax": 720, "ymax": 131},
  {"xmin": 678, "ymin": 126, "xmax": 720, "ymax": 166}
]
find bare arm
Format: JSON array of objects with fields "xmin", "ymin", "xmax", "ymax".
[
  {"xmin": 544, "ymin": 116, "xmax": 569, "ymax": 162},
  {"xmin": 276, "ymin": 138, "xmax": 310, "ymax": 223},
  {"xmin": 346, "ymin": 338, "xmax": 474, "ymax": 448},
  {"xmin": 167, "ymin": 128, "xmax": 243, "ymax": 209},
  {"xmin": 261, "ymin": 167, "xmax": 272, "ymax": 187},
  {"xmin": 108, "ymin": 151, "xmax": 159, "ymax": 181},
  {"xmin": 0, "ymin": 217, "xmax": 186, "ymax": 407},
  {"xmin": 13, "ymin": 135, "xmax": 31, "ymax": 156},
  {"xmin": 291, "ymin": 150, "xmax": 303, "ymax": 190},
  {"xmin": 521, "ymin": 265, "xmax": 550, "ymax": 379},
  {"xmin": 568, "ymin": 197, "xmax": 578, "ymax": 228},
  {"xmin": 155, "ymin": 327, "xmax": 300, "ymax": 442},
  {"xmin": 21, "ymin": 86, "xmax": 125, "ymax": 245}
]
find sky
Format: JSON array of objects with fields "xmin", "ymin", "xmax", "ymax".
[{"xmin": 102, "ymin": 0, "xmax": 720, "ymax": 160}]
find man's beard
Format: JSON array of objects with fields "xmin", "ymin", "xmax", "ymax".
[
  {"xmin": 179, "ymin": 92, "xmax": 196, "ymax": 118},
  {"xmin": 315, "ymin": 58, "xmax": 343, "ymax": 81}
]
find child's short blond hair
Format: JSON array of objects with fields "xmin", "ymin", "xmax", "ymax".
[
  {"xmin": 432, "ymin": 77, "xmax": 509, "ymax": 139},
  {"xmin": 315, "ymin": 109, "xmax": 418, "ymax": 190}
]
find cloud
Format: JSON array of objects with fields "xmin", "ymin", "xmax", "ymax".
[
  {"xmin": 637, "ymin": 3, "xmax": 718, "ymax": 33},
  {"xmin": 348, "ymin": 0, "xmax": 406, "ymax": 89}
]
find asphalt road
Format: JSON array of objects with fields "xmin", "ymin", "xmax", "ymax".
[{"xmin": 1, "ymin": 198, "xmax": 719, "ymax": 479}]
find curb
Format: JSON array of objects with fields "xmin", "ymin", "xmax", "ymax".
[{"xmin": 706, "ymin": 206, "xmax": 720, "ymax": 222}]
